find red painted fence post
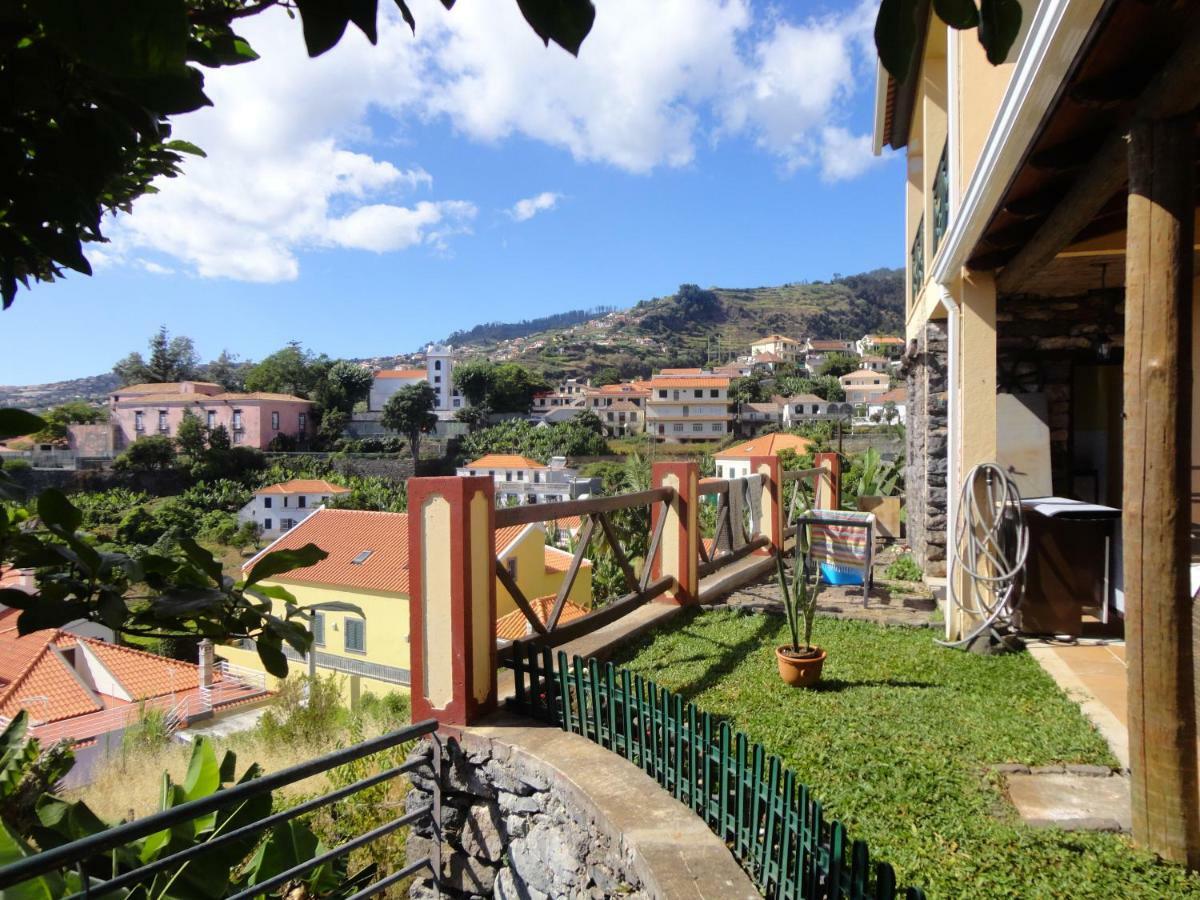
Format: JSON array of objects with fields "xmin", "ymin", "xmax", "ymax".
[
  {"xmin": 407, "ymin": 475, "xmax": 497, "ymax": 727},
  {"xmin": 814, "ymin": 452, "xmax": 841, "ymax": 510},
  {"xmin": 651, "ymin": 461, "xmax": 700, "ymax": 604},
  {"xmin": 748, "ymin": 455, "xmax": 783, "ymax": 555}
]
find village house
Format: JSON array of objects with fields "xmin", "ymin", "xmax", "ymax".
[
  {"xmin": 367, "ymin": 344, "xmax": 466, "ymax": 420},
  {"xmin": 237, "ymin": 478, "xmax": 351, "ymax": 540},
  {"xmin": 874, "ymin": 0, "xmax": 1200, "ymax": 864},
  {"xmin": 108, "ymin": 382, "xmax": 313, "ymax": 451},
  {"xmin": 456, "ymin": 454, "xmax": 599, "ymax": 505},
  {"xmin": 713, "ymin": 433, "xmax": 813, "ymax": 480},
  {"xmin": 220, "ymin": 508, "xmax": 591, "ymax": 697},
  {"xmin": 736, "ymin": 401, "xmax": 783, "ymax": 437},
  {"xmin": 779, "ymin": 393, "xmax": 851, "ymax": 428},
  {"xmin": 856, "ymin": 334, "xmax": 906, "ymax": 358},
  {"xmin": 839, "ymin": 369, "xmax": 891, "ymax": 405},
  {"xmin": 530, "ymin": 391, "xmax": 582, "ymax": 416},
  {"xmin": 864, "ymin": 388, "xmax": 907, "ymax": 425},
  {"xmin": 859, "ymin": 355, "xmax": 890, "ymax": 373},
  {"xmin": 749, "ymin": 334, "xmax": 802, "ymax": 364},
  {"xmin": 645, "ymin": 371, "xmax": 732, "ymax": 442}
]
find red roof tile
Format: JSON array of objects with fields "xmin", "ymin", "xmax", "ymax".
[
  {"xmin": 256, "ymin": 479, "xmax": 350, "ymax": 495},
  {"xmin": 495, "ymin": 596, "xmax": 589, "ymax": 641}
]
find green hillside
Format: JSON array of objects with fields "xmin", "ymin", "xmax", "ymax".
[{"xmin": 458, "ymin": 268, "xmax": 904, "ymax": 381}]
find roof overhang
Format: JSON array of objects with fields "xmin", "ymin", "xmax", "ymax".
[{"xmin": 873, "ymin": 0, "xmax": 931, "ymax": 154}]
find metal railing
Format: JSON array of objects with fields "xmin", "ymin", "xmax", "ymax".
[
  {"xmin": 494, "ymin": 487, "xmax": 676, "ymax": 658},
  {"xmin": 909, "ymin": 214, "xmax": 925, "ymax": 304},
  {"xmin": 932, "ymin": 143, "xmax": 949, "ymax": 256},
  {"xmin": 0, "ymin": 721, "xmax": 443, "ymax": 899},
  {"xmin": 507, "ymin": 652, "xmax": 924, "ymax": 900}
]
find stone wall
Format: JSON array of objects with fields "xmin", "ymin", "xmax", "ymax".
[
  {"xmin": 404, "ymin": 737, "xmax": 647, "ymax": 900},
  {"xmin": 903, "ymin": 320, "xmax": 948, "ymax": 576},
  {"xmin": 995, "ymin": 289, "xmax": 1123, "ymax": 492}
]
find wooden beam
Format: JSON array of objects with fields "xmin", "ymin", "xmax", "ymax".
[
  {"xmin": 1124, "ymin": 113, "xmax": 1198, "ymax": 868},
  {"xmin": 996, "ymin": 24, "xmax": 1200, "ymax": 293}
]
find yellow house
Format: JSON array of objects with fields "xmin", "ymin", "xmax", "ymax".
[
  {"xmin": 749, "ymin": 334, "xmax": 801, "ymax": 364},
  {"xmin": 221, "ymin": 508, "xmax": 591, "ymax": 699},
  {"xmin": 874, "ymin": 2, "xmax": 1199, "ymax": 864}
]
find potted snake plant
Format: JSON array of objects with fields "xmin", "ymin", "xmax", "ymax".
[{"xmin": 774, "ymin": 530, "xmax": 826, "ymax": 687}]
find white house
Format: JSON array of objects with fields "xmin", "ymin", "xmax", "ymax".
[
  {"xmin": 368, "ymin": 344, "xmax": 466, "ymax": 421},
  {"xmin": 645, "ymin": 372, "xmax": 732, "ymax": 442},
  {"xmin": 779, "ymin": 394, "xmax": 853, "ymax": 427},
  {"xmin": 714, "ymin": 433, "xmax": 814, "ymax": 480},
  {"xmin": 839, "ymin": 369, "xmax": 891, "ymax": 405},
  {"xmin": 864, "ymin": 388, "xmax": 908, "ymax": 425},
  {"xmin": 456, "ymin": 455, "xmax": 598, "ymax": 505},
  {"xmin": 237, "ymin": 479, "xmax": 350, "ymax": 540}
]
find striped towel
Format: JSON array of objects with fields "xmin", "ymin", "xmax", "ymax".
[{"xmin": 806, "ymin": 510, "xmax": 875, "ymax": 585}]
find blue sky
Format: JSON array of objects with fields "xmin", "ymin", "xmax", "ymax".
[{"xmin": 2, "ymin": 0, "xmax": 902, "ymax": 385}]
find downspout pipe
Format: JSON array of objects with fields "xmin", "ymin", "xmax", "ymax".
[{"xmin": 935, "ymin": 284, "xmax": 959, "ymax": 642}]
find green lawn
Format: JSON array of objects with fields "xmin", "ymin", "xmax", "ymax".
[{"xmin": 611, "ymin": 608, "xmax": 1200, "ymax": 899}]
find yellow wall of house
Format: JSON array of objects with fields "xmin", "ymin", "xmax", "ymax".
[
  {"xmin": 953, "ymin": 26, "xmax": 1016, "ymax": 197},
  {"xmin": 496, "ymin": 527, "xmax": 593, "ymax": 616}
]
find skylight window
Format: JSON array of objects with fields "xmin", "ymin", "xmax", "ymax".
[{"xmin": 351, "ymin": 550, "xmax": 373, "ymax": 565}]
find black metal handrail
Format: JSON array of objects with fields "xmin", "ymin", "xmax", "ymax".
[{"xmin": 0, "ymin": 720, "xmax": 442, "ymax": 899}]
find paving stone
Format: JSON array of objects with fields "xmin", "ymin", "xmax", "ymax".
[
  {"xmin": 1030, "ymin": 765, "xmax": 1066, "ymax": 775},
  {"xmin": 993, "ymin": 764, "xmax": 1031, "ymax": 775},
  {"xmin": 1006, "ymin": 773, "xmax": 1131, "ymax": 832},
  {"xmin": 1066, "ymin": 764, "xmax": 1115, "ymax": 777}
]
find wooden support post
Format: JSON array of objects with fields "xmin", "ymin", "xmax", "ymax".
[
  {"xmin": 1123, "ymin": 114, "xmax": 1199, "ymax": 868},
  {"xmin": 749, "ymin": 456, "xmax": 783, "ymax": 555},
  {"xmin": 814, "ymin": 453, "xmax": 841, "ymax": 510},
  {"xmin": 408, "ymin": 476, "xmax": 497, "ymax": 727},
  {"xmin": 651, "ymin": 461, "xmax": 699, "ymax": 604}
]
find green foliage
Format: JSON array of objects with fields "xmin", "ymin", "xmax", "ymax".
[
  {"xmin": 198, "ymin": 349, "xmax": 246, "ymax": 392},
  {"xmin": 244, "ymin": 342, "xmax": 330, "ymax": 399},
  {"xmin": 121, "ymin": 705, "xmax": 172, "ymax": 754},
  {"xmin": 113, "ymin": 327, "xmax": 200, "ymax": 386},
  {"xmin": 461, "ymin": 414, "xmax": 609, "ymax": 464},
  {"xmin": 775, "ymin": 374, "xmax": 846, "ymax": 403},
  {"xmin": 1, "ymin": 459, "xmax": 31, "ymax": 473},
  {"xmin": 319, "ymin": 361, "xmax": 374, "ymax": 416},
  {"xmin": 317, "ymin": 408, "xmax": 350, "ymax": 445},
  {"xmin": 180, "ymin": 479, "xmax": 252, "ymax": 513},
  {"xmin": 817, "ymin": 353, "xmax": 859, "ymax": 378},
  {"xmin": 729, "ymin": 374, "xmax": 771, "ymax": 405},
  {"xmin": 776, "ymin": 539, "xmax": 822, "ymax": 652},
  {"xmin": 875, "ymin": 0, "xmax": 1020, "ymax": 83},
  {"xmin": 380, "ymin": 382, "xmax": 437, "ymax": 463},
  {"xmin": 258, "ymin": 674, "xmax": 346, "ymax": 748},
  {"xmin": 113, "ymin": 435, "xmax": 176, "ymax": 472},
  {"xmin": 0, "ymin": 712, "xmax": 75, "ymax": 837},
  {"xmin": 326, "ymin": 476, "xmax": 407, "ymax": 513},
  {"xmin": 451, "ymin": 360, "xmax": 549, "ymax": 414},
  {"xmin": 884, "ymin": 554, "xmax": 923, "ymax": 583},
  {"xmin": 175, "ymin": 409, "xmax": 208, "ymax": 459},
  {"xmin": 843, "ymin": 448, "xmax": 903, "ymax": 507},
  {"xmin": 115, "ymin": 506, "xmax": 166, "ymax": 546}
]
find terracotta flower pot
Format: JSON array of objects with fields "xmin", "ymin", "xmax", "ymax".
[{"xmin": 776, "ymin": 646, "xmax": 827, "ymax": 687}]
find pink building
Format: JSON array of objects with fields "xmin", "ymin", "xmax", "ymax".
[{"xmin": 109, "ymin": 382, "xmax": 314, "ymax": 451}]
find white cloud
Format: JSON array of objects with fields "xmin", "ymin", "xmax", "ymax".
[
  {"xmin": 106, "ymin": 0, "xmax": 882, "ymax": 282},
  {"xmin": 509, "ymin": 192, "xmax": 561, "ymax": 222}
]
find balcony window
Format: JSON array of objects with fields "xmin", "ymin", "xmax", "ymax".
[
  {"xmin": 271, "ymin": 411, "xmax": 280, "ymax": 431},
  {"xmin": 232, "ymin": 410, "xmax": 244, "ymax": 430},
  {"xmin": 158, "ymin": 411, "xmax": 169, "ymax": 433},
  {"xmin": 910, "ymin": 214, "xmax": 925, "ymax": 301},
  {"xmin": 206, "ymin": 410, "xmax": 216, "ymax": 429},
  {"xmin": 932, "ymin": 143, "xmax": 949, "ymax": 257},
  {"xmin": 134, "ymin": 411, "xmax": 144, "ymax": 432}
]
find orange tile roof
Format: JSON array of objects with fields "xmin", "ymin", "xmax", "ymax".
[
  {"xmin": 717, "ymin": 433, "xmax": 813, "ymax": 459},
  {"xmin": 840, "ymin": 369, "xmax": 887, "ymax": 382},
  {"xmin": 82, "ymin": 641, "xmax": 208, "ymax": 701},
  {"xmin": 544, "ymin": 515, "xmax": 583, "ymax": 533},
  {"xmin": 808, "ymin": 340, "xmax": 851, "ymax": 351},
  {"xmin": 866, "ymin": 335, "xmax": 905, "ymax": 344},
  {"xmin": 113, "ymin": 391, "xmax": 310, "ymax": 405},
  {"xmin": 256, "ymin": 479, "xmax": 351, "ymax": 495},
  {"xmin": 467, "ymin": 454, "xmax": 546, "ymax": 470},
  {"xmin": 647, "ymin": 376, "xmax": 731, "ymax": 389},
  {"xmin": 0, "ymin": 643, "xmax": 100, "ymax": 723},
  {"xmin": 591, "ymin": 383, "xmax": 650, "ymax": 395},
  {"xmin": 375, "ymin": 369, "xmax": 426, "ymax": 379},
  {"xmin": 243, "ymin": 510, "xmax": 537, "ymax": 594},
  {"xmin": 113, "ymin": 382, "xmax": 222, "ymax": 395},
  {"xmin": 495, "ymin": 596, "xmax": 589, "ymax": 641},
  {"xmin": 657, "ymin": 368, "xmax": 704, "ymax": 376},
  {"xmin": 753, "ymin": 334, "xmax": 798, "ymax": 344},
  {"xmin": 752, "ymin": 352, "xmax": 784, "ymax": 363},
  {"xmin": 543, "ymin": 545, "xmax": 592, "ymax": 575},
  {"xmin": 876, "ymin": 388, "xmax": 908, "ymax": 403},
  {"xmin": 0, "ymin": 628, "xmax": 65, "ymax": 684}
]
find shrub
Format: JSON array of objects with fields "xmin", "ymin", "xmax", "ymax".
[
  {"xmin": 113, "ymin": 435, "xmax": 176, "ymax": 472},
  {"xmin": 885, "ymin": 554, "xmax": 923, "ymax": 582},
  {"xmin": 71, "ymin": 488, "xmax": 150, "ymax": 526},
  {"xmin": 121, "ymin": 705, "xmax": 172, "ymax": 754},
  {"xmin": 258, "ymin": 674, "xmax": 346, "ymax": 747},
  {"xmin": 179, "ymin": 479, "xmax": 252, "ymax": 512},
  {"xmin": 115, "ymin": 507, "xmax": 165, "ymax": 546},
  {"xmin": 1, "ymin": 458, "xmax": 31, "ymax": 472}
]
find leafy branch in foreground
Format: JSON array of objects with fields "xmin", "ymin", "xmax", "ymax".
[
  {"xmin": 0, "ymin": 409, "xmax": 350, "ymax": 676},
  {"xmin": 875, "ymin": 0, "xmax": 1022, "ymax": 84},
  {"xmin": 2, "ymin": 0, "xmax": 595, "ymax": 309}
]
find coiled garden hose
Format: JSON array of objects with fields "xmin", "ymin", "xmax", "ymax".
[{"xmin": 937, "ymin": 462, "xmax": 1030, "ymax": 649}]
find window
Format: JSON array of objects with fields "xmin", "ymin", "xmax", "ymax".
[
  {"xmin": 692, "ymin": 423, "xmax": 703, "ymax": 432},
  {"xmin": 233, "ymin": 430, "xmax": 243, "ymax": 444},
  {"xmin": 506, "ymin": 471, "xmax": 513, "ymax": 482},
  {"xmin": 434, "ymin": 375, "xmax": 441, "ymax": 384},
  {"xmin": 271, "ymin": 411, "xmax": 280, "ymax": 430},
  {"xmin": 716, "ymin": 465, "xmax": 723, "ymax": 477},
  {"xmin": 351, "ymin": 550, "xmax": 373, "ymax": 564},
  {"xmin": 434, "ymin": 360, "xmax": 442, "ymax": 371},
  {"xmin": 298, "ymin": 412, "xmax": 307, "ymax": 435},
  {"xmin": 658, "ymin": 390, "xmax": 667, "ymax": 399},
  {"xmin": 673, "ymin": 424, "xmax": 684, "ymax": 432},
  {"xmin": 694, "ymin": 390, "xmax": 703, "ymax": 398},
  {"xmin": 682, "ymin": 405, "xmax": 689, "ymax": 416},
  {"xmin": 506, "ymin": 558, "xmax": 518, "ymax": 581},
  {"xmin": 607, "ymin": 412, "xmax": 614, "ymax": 421},
  {"xmin": 158, "ymin": 411, "xmax": 169, "ymax": 433},
  {"xmin": 281, "ymin": 518, "xmax": 295, "ymax": 530},
  {"xmin": 312, "ymin": 613, "xmax": 325, "ymax": 646},
  {"xmin": 710, "ymin": 390, "xmax": 719, "ymax": 398},
  {"xmin": 232, "ymin": 410, "xmax": 243, "ymax": 430},
  {"xmin": 264, "ymin": 518, "xmax": 272, "ymax": 530},
  {"xmin": 344, "ymin": 618, "xmax": 366, "ymax": 653},
  {"xmin": 283, "ymin": 497, "xmax": 289, "ymax": 507},
  {"xmin": 134, "ymin": 411, "xmax": 144, "ymax": 432},
  {"xmin": 264, "ymin": 497, "xmax": 273, "ymax": 509},
  {"xmin": 206, "ymin": 410, "xmax": 216, "ymax": 429},
  {"xmin": 453, "ymin": 399, "xmax": 461, "ymax": 408},
  {"xmin": 712, "ymin": 423, "xmax": 723, "ymax": 432},
  {"xmin": 298, "ymin": 495, "xmax": 307, "ymax": 508}
]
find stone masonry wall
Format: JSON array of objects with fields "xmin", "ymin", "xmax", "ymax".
[
  {"xmin": 995, "ymin": 289, "xmax": 1123, "ymax": 492},
  {"xmin": 404, "ymin": 737, "xmax": 647, "ymax": 900},
  {"xmin": 903, "ymin": 320, "xmax": 948, "ymax": 577}
]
